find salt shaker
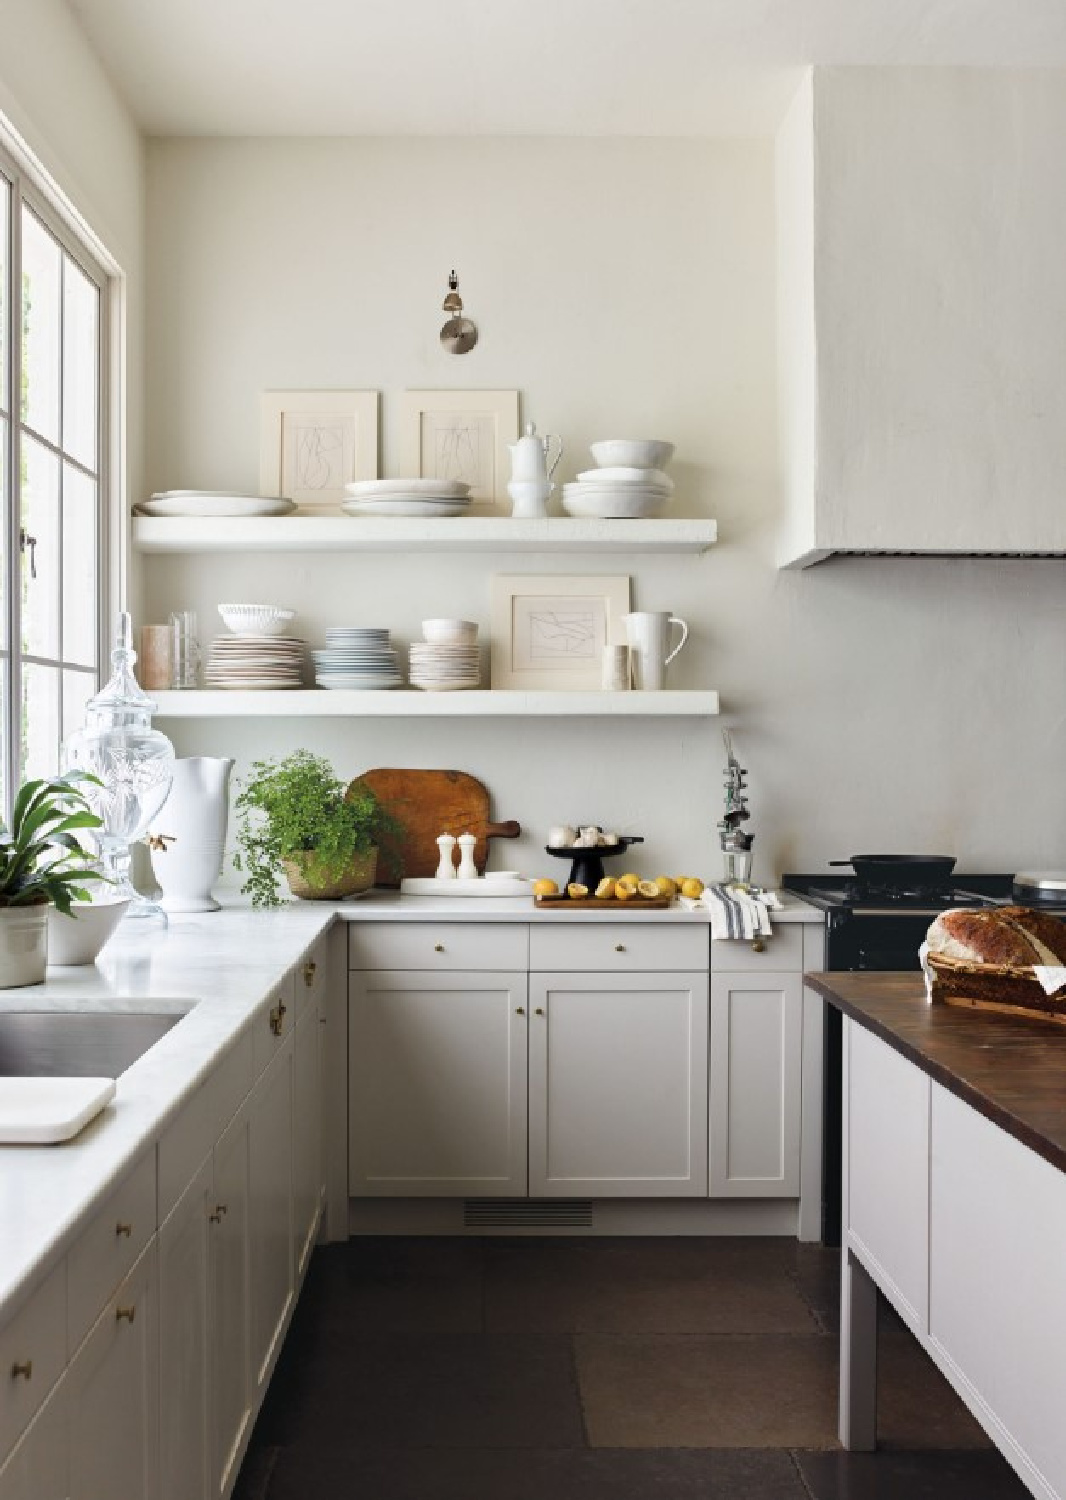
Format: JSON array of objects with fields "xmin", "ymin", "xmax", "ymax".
[
  {"xmin": 435, "ymin": 834, "xmax": 457, "ymax": 880},
  {"xmin": 456, "ymin": 832, "xmax": 478, "ymax": 880}
]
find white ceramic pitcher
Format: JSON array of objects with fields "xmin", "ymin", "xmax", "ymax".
[
  {"xmin": 507, "ymin": 421, "xmax": 563, "ymax": 519},
  {"xmin": 149, "ymin": 756, "xmax": 234, "ymax": 913},
  {"xmin": 623, "ymin": 611, "xmax": 689, "ymax": 691}
]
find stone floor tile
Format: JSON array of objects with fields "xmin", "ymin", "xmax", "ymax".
[
  {"xmin": 792, "ymin": 1448, "xmax": 1033, "ymax": 1500},
  {"xmin": 292, "ymin": 1237, "xmax": 485, "ymax": 1334},
  {"xmin": 876, "ymin": 1331, "xmax": 991, "ymax": 1449}
]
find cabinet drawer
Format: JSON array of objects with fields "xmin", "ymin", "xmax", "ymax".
[
  {"xmin": 529, "ymin": 923, "xmax": 707, "ymax": 972},
  {"xmin": 253, "ymin": 973, "xmax": 297, "ymax": 1077},
  {"xmin": 293, "ymin": 934, "xmax": 328, "ymax": 1022},
  {"xmin": 157, "ymin": 1028, "xmax": 254, "ymax": 1220},
  {"xmin": 349, "ymin": 922, "xmax": 528, "ymax": 972},
  {"xmin": 709, "ymin": 924, "xmax": 803, "ymax": 973},
  {"xmin": 0, "ymin": 1260, "xmax": 66, "ymax": 1465},
  {"xmin": 67, "ymin": 1149, "xmax": 156, "ymax": 1352}
]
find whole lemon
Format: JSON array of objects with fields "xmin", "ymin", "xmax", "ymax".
[
  {"xmin": 620, "ymin": 872, "xmax": 642, "ymax": 887},
  {"xmin": 532, "ymin": 878, "xmax": 559, "ymax": 898},
  {"xmin": 614, "ymin": 883, "xmax": 633, "ymax": 901},
  {"xmin": 654, "ymin": 876, "xmax": 678, "ymax": 900},
  {"xmin": 680, "ymin": 877, "xmax": 705, "ymax": 900}
]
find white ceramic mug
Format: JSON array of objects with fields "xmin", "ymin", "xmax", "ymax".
[{"xmin": 623, "ymin": 611, "xmax": 689, "ymax": 691}]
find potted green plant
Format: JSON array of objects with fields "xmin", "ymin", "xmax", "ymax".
[
  {"xmin": 0, "ymin": 772, "xmax": 108, "ymax": 987},
  {"xmin": 234, "ymin": 751, "xmax": 393, "ymax": 908}
]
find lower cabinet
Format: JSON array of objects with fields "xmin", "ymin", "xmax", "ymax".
[
  {"xmin": 529, "ymin": 972, "xmax": 710, "ymax": 1196},
  {"xmin": 248, "ymin": 1038, "xmax": 295, "ymax": 1400},
  {"xmin": 65, "ymin": 1240, "xmax": 159, "ymax": 1500},
  {"xmin": 349, "ymin": 971, "xmax": 529, "ymax": 1196},
  {"xmin": 293, "ymin": 991, "xmax": 324, "ymax": 1276},
  {"xmin": 159, "ymin": 1157, "xmax": 213, "ymax": 1500},
  {"xmin": 708, "ymin": 973, "xmax": 803, "ymax": 1198},
  {"xmin": 0, "ymin": 1383, "xmax": 68, "ymax": 1500}
]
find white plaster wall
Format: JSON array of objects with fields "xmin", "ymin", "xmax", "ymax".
[
  {"xmin": 141, "ymin": 134, "xmax": 1066, "ymax": 883},
  {"xmin": 0, "ymin": 0, "xmax": 145, "ymax": 608}
]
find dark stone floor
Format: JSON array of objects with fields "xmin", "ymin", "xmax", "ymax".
[{"xmin": 234, "ymin": 1237, "xmax": 1032, "ymax": 1499}]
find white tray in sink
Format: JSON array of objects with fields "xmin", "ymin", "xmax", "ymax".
[
  {"xmin": 400, "ymin": 877, "xmax": 532, "ymax": 897},
  {"xmin": 0, "ymin": 1077, "xmax": 116, "ymax": 1143}
]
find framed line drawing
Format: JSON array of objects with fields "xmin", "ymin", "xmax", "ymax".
[
  {"xmin": 400, "ymin": 390, "xmax": 519, "ymax": 513},
  {"xmin": 260, "ymin": 390, "xmax": 379, "ymax": 512},
  {"xmin": 490, "ymin": 574, "xmax": 631, "ymax": 690}
]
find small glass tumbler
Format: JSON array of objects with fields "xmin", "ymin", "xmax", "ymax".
[
  {"xmin": 723, "ymin": 848, "xmax": 753, "ymax": 887},
  {"xmin": 170, "ymin": 610, "xmax": 200, "ymax": 689}
]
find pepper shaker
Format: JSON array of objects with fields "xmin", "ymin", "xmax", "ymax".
[
  {"xmin": 456, "ymin": 832, "xmax": 478, "ymax": 881},
  {"xmin": 435, "ymin": 834, "xmax": 457, "ymax": 880}
]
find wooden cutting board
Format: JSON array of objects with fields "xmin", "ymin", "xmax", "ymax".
[
  {"xmin": 347, "ymin": 769, "xmax": 520, "ymax": 886},
  {"xmin": 534, "ymin": 895, "xmax": 671, "ymax": 911}
]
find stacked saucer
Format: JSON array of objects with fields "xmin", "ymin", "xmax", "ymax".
[
  {"xmin": 206, "ymin": 635, "xmax": 305, "ymax": 690},
  {"xmin": 409, "ymin": 619, "xmax": 480, "ymax": 692},
  {"xmin": 561, "ymin": 439, "xmax": 675, "ymax": 519},
  {"xmin": 341, "ymin": 479, "xmax": 472, "ymax": 518},
  {"xmin": 313, "ymin": 627, "xmax": 403, "ymax": 690}
]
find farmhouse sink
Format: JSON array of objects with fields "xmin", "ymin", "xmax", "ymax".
[{"xmin": 0, "ymin": 1009, "xmax": 187, "ymax": 1078}]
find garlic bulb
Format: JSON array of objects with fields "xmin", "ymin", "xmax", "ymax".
[{"xmin": 548, "ymin": 825, "xmax": 577, "ymax": 848}]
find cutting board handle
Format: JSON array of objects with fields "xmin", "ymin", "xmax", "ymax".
[{"xmin": 485, "ymin": 820, "xmax": 521, "ymax": 840}]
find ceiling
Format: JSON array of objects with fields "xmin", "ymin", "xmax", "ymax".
[{"xmin": 67, "ymin": 0, "xmax": 1066, "ymax": 137}]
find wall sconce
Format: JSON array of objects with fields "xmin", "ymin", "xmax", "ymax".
[{"xmin": 439, "ymin": 269, "xmax": 478, "ymax": 355}]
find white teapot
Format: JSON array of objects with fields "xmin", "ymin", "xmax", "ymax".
[{"xmin": 507, "ymin": 421, "xmax": 563, "ymax": 518}]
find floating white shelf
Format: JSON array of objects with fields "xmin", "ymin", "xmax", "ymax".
[
  {"xmin": 132, "ymin": 516, "xmax": 717, "ymax": 555},
  {"xmin": 151, "ymin": 689, "xmax": 720, "ymax": 719}
]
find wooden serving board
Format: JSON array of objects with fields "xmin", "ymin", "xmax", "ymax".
[
  {"xmin": 534, "ymin": 895, "xmax": 671, "ymax": 911},
  {"xmin": 348, "ymin": 768, "xmax": 520, "ymax": 887},
  {"xmin": 939, "ymin": 992, "xmax": 1066, "ymax": 1027}
]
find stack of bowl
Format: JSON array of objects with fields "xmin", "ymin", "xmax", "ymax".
[
  {"xmin": 561, "ymin": 439, "xmax": 675, "ymax": 518},
  {"xmin": 207, "ymin": 604, "xmax": 305, "ymax": 689},
  {"xmin": 409, "ymin": 619, "xmax": 480, "ymax": 692}
]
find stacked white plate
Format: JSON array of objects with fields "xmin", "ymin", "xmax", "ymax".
[
  {"xmin": 409, "ymin": 640, "xmax": 481, "ymax": 692},
  {"xmin": 138, "ymin": 491, "xmax": 296, "ymax": 518},
  {"xmin": 561, "ymin": 441, "xmax": 675, "ymax": 519},
  {"xmin": 341, "ymin": 479, "xmax": 473, "ymax": 518},
  {"xmin": 314, "ymin": 627, "xmax": 403, "ymax": 690},
  {"xmin": 206, "ymin": 636, "xmax": 305, "ymax": 689}
]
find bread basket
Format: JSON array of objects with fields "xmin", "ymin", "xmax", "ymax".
[{"xmin": 927, "ymin": 951, "xmax": 1066, "ymax": 1025}]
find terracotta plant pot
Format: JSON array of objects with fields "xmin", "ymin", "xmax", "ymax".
[
  {"xmin": 0, "ymin": 902, "xmax": 49, "ymax": 988},
  {"xmin": 282, "ymin": 846, "xmax": 378, "ymax": 901}
]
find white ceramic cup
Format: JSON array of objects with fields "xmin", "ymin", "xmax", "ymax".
[{"xmin": 623, "ymin": 611, "xmax": 689, "ymax": 691}]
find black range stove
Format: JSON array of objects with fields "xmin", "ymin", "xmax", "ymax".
[{"xmin": 781, "ymin": 871, "xmax": 1066, "ymax": 1244}]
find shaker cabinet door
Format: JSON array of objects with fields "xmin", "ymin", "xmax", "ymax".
[{"xmin": 159, "ymin": 1155, "xmax": 213, "ymax": 1500}]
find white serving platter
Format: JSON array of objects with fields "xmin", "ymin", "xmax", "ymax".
[
  {"xmin": 140, "ymin": 494, "xmax": 296, "ymax": 518},
  {"xmin": 344, "ymin": 478, "xmax": 471, "ymax": 498},
  {"xmin": 400, "ymin": 877, "xmax": 533, "ymax": 896},
  {"xmin": 0, "ymin": 1077, "xmax": 117, "ymax": 1144}
]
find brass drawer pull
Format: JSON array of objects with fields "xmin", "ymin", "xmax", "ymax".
[
  {"xmin": 209, "ymin": 1204, "xmax": 228, "ymax": 1224},
  {"xmin": 516, "ymin": 1006, "xmax": 525, "ymax": 1016},
  {"xmin": 11, "ymin": 1360, "xmax": 32, "ymax": 1380},
  {"xmin": 535, "ymin": 1007, "xmax": 545, "ymax": 1016},
  {"xmin": 302, "ymin": 960, "xmax": 317, "ymax": 987},
  {"xmin": 269, "ymin": 1001, "xmax": 287, "ymax": 1036},
  {"xmin": 434, "ymin": 943, "xmax": 445, "ymax": 953},
  {"xmin": 115, "ymin": 1221, "xmax": 133, "ymax": 1238},
  {"xmin": 750, "ymin": 937, "xmax": 767, "ymax": 953},
  {"xmin": 614, "ymin": 943, "xmax": 626, "ymax": 952},
  {"xmin": 115, "ymin": 1306, "xmax": 136, "ymax": 1324}
]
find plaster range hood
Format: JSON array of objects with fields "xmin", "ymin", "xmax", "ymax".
[{"xmin": 776, "ymin": 67, "xmax": 1066, "ymax": 570}]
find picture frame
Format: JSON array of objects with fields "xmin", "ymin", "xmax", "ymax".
[
  {"xmin": 260, "ymin": 390, "xmax": 379, "ymax": 513},
  {"xmin": 399, "ymin": 390, "xmax": 519, "ymax": 514},
  {"xmin": 490, "ymin": 574, "xmax": 631, "ymax": 690}
]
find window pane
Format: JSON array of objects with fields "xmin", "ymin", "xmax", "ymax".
[
  {"xmin": 21, "ymin": 434, "xmax": 60, "ymax": 659},
  {"xmin": 0, "ymin": 416, "xmax": 6, "ymax": 653},
  {"xmin": 0, "ymin": 657, "xmax": 7, "ymax": 810},
  {"xmin": 63, "ymin": 258, "xmax": 98, "ymax": 470},
  {"xmin": 63, "ymin": 462, "xmax": 97, "ymax": 666},
  {"xmin": 21, "ymin": 208, "xmax": 61, "ymax": 444},
  {"xmin": 21, "ymin": 660, "xmax": 60, "ymax": 783},
  {"xmin": 0, "ymin": 176, "xmax": 8, "ymax": 414},
  {"xmin": 62, "ymin": 667, "xmax": 95, "ymax": 742}
]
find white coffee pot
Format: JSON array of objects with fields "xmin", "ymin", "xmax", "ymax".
[{"xmin": 507, "ymin": 421, "xmax": 563, "ymax": 518}]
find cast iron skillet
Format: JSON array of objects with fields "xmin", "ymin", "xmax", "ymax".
[{"xmin": 829, "ymin": 854, "xmax": 956, "ymax": 889}]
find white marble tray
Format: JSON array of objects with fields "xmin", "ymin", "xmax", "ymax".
[{"xmin": 399, "ymin": 877, "xmax": 533, "ymax": 897}]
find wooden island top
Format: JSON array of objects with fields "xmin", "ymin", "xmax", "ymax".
[{"xmin": 806, "ymin": 971, "xmax": 1066, "ymax": 1176}]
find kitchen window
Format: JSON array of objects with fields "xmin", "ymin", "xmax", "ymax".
[{"xmin": 0, "ymin": 147, "xmax": 109, "ymax": 816}]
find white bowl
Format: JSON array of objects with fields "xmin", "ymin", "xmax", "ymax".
[
  {"xmin": 47, "ymin": 900, "xmax": 130, "ymax": 966},
  {"xmin": 590, "ymin": 439, "xmax": 675, "ymax": 470},
  {"xmin": 561, "ymin": 489, "xmax": 667, "ymax": 519},
  {"xmin": 218, "ymin": 603, "xmax": 296, "ymax": 637},
  {"xmin": 422, "ymin": 618, "xmax": 478, "ymax": 644}
]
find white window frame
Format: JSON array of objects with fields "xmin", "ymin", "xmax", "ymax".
[{"xmin": 0, "ymin": 138, "xmax": 113, "ymax": 819}]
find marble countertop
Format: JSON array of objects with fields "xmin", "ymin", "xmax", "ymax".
[{"xmin": 0, "ymin": 889, "xmax": 821, "ymax": 1323}]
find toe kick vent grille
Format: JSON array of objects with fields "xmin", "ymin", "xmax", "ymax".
[{"xmin": 463, "ymin": 1198, "xmax": 593, "ymax": 1228}]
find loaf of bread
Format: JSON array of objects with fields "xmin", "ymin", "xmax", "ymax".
[{"xmin": 926, "ymin": 906, "xmax": 1066, "ymax": 1021}]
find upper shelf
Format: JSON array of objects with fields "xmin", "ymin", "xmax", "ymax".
[
  {"xmin": 131, "ymin": 516, "xmax": 718, "ymax": 555},
  {"xmin": 150, "ymin": 689, "xmax": 720, "ymax": 718}
]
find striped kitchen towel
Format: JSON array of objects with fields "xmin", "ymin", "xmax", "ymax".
[{"xmin": 680, "ymin": 884, "xmax": 780, "ymax": 940}]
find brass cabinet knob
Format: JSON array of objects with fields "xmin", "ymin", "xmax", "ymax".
[
  {"xmin": 11, "ymin": 1360, "xmax": 32, "ymax": 1380},
  {"xmin": 614, "ymin": 944, "xmax": 626, "ymax": 952},
  {"xmin": 434, "ymin": 943, "xmax": 445, "ymax": 953},
  {"xmin": 751, "ymin": 937, "xmax": 767, "ymax": 953},
  {"xmin": 115, "ymin": 1221, "xmax": 133, "ymax": 1238},
  {"xmin": 115, "ymin": 1306, "xmax": 136, "ymax": 1324},
  {"xmin": 302, "ymin": 960, "xmax": 317, "ymax": 987},
  {"xmin": 269, "ymin": 1001, "xmax": 287, "ymax": 1036},
  {"xmin": 535, "ymin": 1007, "xmax": 545, "ymax": 1016},
  {"xmin": 209, "ymin": 1204, "xmax": 228, "ymax": 1224},
  {"xmin": 516, "ymin": 1006, "xmax": 525, "ymax": 1015}
]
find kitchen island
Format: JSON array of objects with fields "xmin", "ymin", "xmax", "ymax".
[{"xmin": 807, "ymin": 971, "xmax": 1066, "ymax": 1500}]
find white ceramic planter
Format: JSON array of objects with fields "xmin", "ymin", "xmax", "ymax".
[
  {"xmin": 149, "ymin": 756, "xmax": 234, "ymax": 913},
  {"xmin": 0, "ymin": 904, "xmax": 49, "ymax": 988}
]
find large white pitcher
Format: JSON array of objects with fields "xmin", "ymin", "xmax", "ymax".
[
  {"xmin": 148, "ymin": 756, "xmax": 234, "ymax": 913},
  {"xmin": 623, "ymin": 611, "xmax": 689, "ymax": 690}
]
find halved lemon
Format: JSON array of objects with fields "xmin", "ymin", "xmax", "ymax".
[
  {"xmin": 654, "ymin": 876, "xmax": 678, "ymax": 900},
  {"xmin": 637, "ymin": 880, "xmax": 660, "ymax": 899},
  {"xmin": 595, "ymin": 878, "xmax": 616, "ymax": 900},
  {"xmin": 567, "ymin": 882, "xmax": 589, "ymax": 899},
  {"xmin": 614, "ymin": 883, "xmax": 633, "ymax": 901},
  {"xmin": 620, "ymin": 871, "xmax": 642, "ymax": 887}
]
